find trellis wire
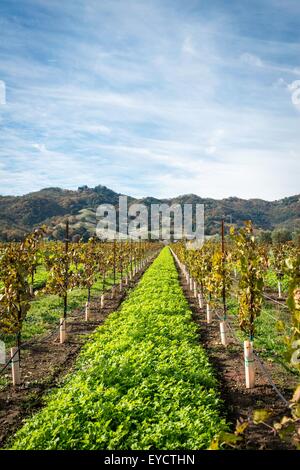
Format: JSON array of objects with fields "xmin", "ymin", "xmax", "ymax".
[{"xmin": 172, "ymin": 252, "xmax": 291, "ymax": 409}]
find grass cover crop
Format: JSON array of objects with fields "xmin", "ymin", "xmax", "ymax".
[
  {"xmin": 264, "ymin": 270, "xmax": 289, "ymax": 295},
  {"xmin": 10, "ymin": 247, "xmax": 227, "ymax": 450}
]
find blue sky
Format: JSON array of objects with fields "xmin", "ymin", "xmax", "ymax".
[{"xmin": 0, "ymin": 0, "xmax": 300, "ymax": 200}]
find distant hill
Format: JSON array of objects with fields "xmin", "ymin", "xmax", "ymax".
[{"xmin": 0, "ymin": 185, "xmax": 299, "ymax": 240}]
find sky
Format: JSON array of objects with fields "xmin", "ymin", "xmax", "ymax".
[{"xmin": 0, "ymin": 0, "xmax": 300, "ymax": 200}]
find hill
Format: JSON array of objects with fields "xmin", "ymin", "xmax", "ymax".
[{"xmin": 0, "ymin": 185, "xmax": 299, "ymax": 240}]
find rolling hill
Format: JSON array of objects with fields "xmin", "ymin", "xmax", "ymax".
[{"xmin": 0, "ymin": 185, "xmax": 299, "ymax": 240}]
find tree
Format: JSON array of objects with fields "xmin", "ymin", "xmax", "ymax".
[
  {"xmin": 259, "ymin": 230, "xmax": 272, "ymax": 245},
  {"xmin": 0, "ymin": 228, "xmax": 45, "ymax": 353},
  {"xmin": 272, "ymin": 228, "xmax": 292, "ymax": 245},
  {"xmin": 292, "ymin": 230, "xmax": 300, "ymax": 248}
]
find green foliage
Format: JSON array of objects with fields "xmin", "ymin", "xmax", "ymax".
[
  {"xmin": 0, "ymin": 228, "xmax": 45, "ymax": 341},
  {"xmin": 10, "ymin": 248, "xmax": 227, "ymax": 450},
  {"xmin": 264, "ymin": 269, "xmax": 289, "ymax": 293},
  {"xmin": 0, "ymin": 271, "xmax": 118, "ymax": 348},
  {"xmin": 44, "ymin": 242, "xmax": 78, "ymax": 299},
  {"xmin": 227, "ymin": 296, "xmax": 295, "ymax": 370},
  {"xmin": 230, "ymin": 221, "xmax": 264, "ymax": 339},
  {"xmin": 285, "ymin": 251, "xmax": 300, "ymax": 368},
  {"xmin": 172, "ymin": 240, "xmax": 232, "ymax": 309},
  {"xmin": 292, "ymin": 230, "xmax": 300, "ymax": 248},
  {"xmin": 270, "ymin": 244, "xmax": 290, "ymax": 280},
  {"xmin": 75, "ymin": 238, "xmax": 98, "ymax": 301},
  {"xmin": 0, "ymin": 376, "xmax": 9, "ymax": 392},
  {"xmin": 256, "ymin": 386, "xmax": 300, "ymax": 449},
  {"xmin": 258, "ymin": 231, "xmax": 272, "ymax": 245},
  {"xmin": 209, "ymin": 419, "xmax": 248, "ymax": 450},
  {"xmin": 252, "ymin": 409, "xmax": 272, "ymax": 424},
  {"xmin": 32, "ymin": 265, "xmax": 48, "ymax": 290},
  {"xmin": 0, "ymin": 239, "xmax": 157, "ymax": 347},
  {"xmin": 272, "ymin": 229, "xmax": 292, "ymax": 245}
]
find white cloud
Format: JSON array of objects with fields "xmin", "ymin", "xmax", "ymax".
[
  {"xmin": 240, "ymin": 53, "xmax": 264, "ymax": 67},
  {"xmin": 85, "ymin": 124, "xmax": 112, "ymax": 135},
  {"xmin": 273, "ymin": 77, "xmax": 288, "ymax": 88},
  {"xmin": 288, "ymin": 80, "xmax": 300, "ymax": 106},
  {"xmin": 205, "ymin": 146, "xmax": 217, "ymax": 155},
  {"xmin": 182, "ymin": 36, "xmax": 197, "ymax": 56},
  {"xmin": 33, "ymin": 143, "xmax": 47, "ymax": 152},
  {"xmin": 0, "ymin": 80, "xmax": 6, "ymax": 105}
]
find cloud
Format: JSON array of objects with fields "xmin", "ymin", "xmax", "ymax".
[
  {"xmin": 33, "ymin": 143, "xmax": 47, "ymax": 152},
  {"xmin": 84, "ymin": 125, "xmax": 112, "ymax": 135},
  {"xmin": 205, "ymin": 146, "xmax": 217, "ymax": 155},
  {"xmin": 0, "ymin": 0, "xmax": 299, "ymax": 200},
  {"xmin": 182, "ymin": 36, "xmax": 197, "ymax": 56},
  {"xmin": 288, "ymin": 80, "xmax": 300, "ymax": 106},
  {"xmin": 0, "ymin": 80, "xmax": 6, "ymax": 105},
  {"xmin": 240, "ymin": 52, "xmax": 264, "ymax": 67}
]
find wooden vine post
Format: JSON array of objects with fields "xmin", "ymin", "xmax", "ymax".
[
  {"xmin": 119, "ymin": 243, "xmax": 123, "ymax": 291},
  {"xmin": 60, "ymin": 221, "xmax": 69, "ymax": 341},
  {"xmin": 138, "ymin": 236, "xmax": 142, "ymax": 272},
  {"xmin": 11, "ymin": 347, "xmax": 21, "ymax": 386},
  {"xmin": 206, "ymin": 295, "xmax": 212, "ymax": 324},
  {"xmin": 130, "ymin": 238, "xmax": 133, "ymax": 280},
  {"xmin": 113, "ymin": 238, "xmax": 116, "ymax": 286}
]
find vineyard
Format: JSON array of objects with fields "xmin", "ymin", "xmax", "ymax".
[
  {"xmin": 0, "ymin": 222, "xmax": 299, "ymax": 450},
  {"xmin": 0, "ymin": 229, "xmax": 157, "ymax": 347}
]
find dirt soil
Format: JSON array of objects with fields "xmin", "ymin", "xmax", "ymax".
[
  {"xmin": 0, "ymin": 260, "xmax": 154, "ymax": 448},
  {"xmin": 174, "ymin": 259, "xmax": 299, "ymax": 450}
]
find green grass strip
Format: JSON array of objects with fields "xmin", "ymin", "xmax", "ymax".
[{"xmin": 9, "ymin": 247, "xmax": 227, "ymax": 450}]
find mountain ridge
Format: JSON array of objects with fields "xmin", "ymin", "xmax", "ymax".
[{"xmin": 0, "ymin": 185, "xmax": 299, "ymax": 240}]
